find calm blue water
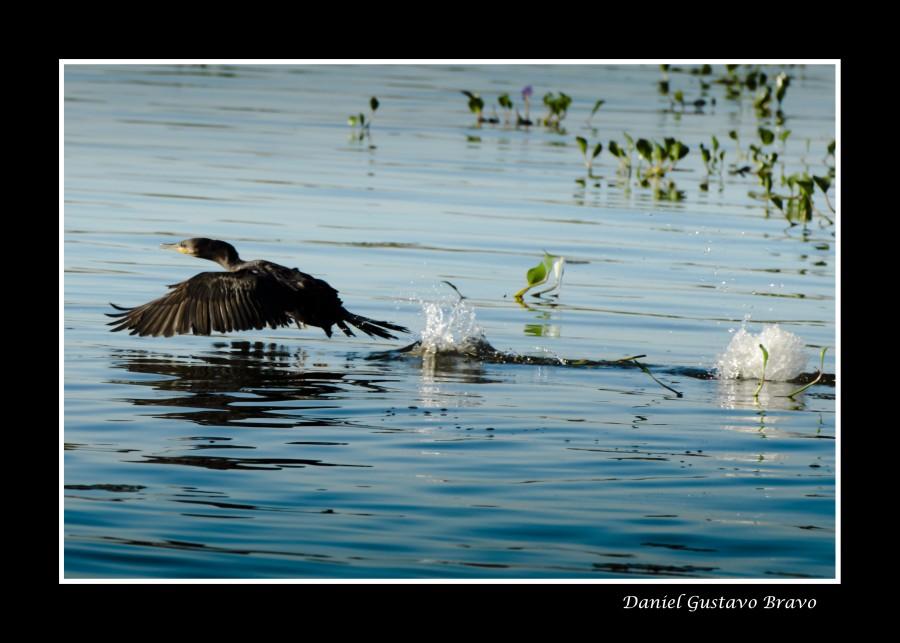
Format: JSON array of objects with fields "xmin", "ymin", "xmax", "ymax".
[{"xmin": 62, "ymin": 63, "xmax": 837, "ymax": 580}]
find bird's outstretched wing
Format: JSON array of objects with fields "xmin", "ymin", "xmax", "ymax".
[{"xmin": 107, "ymin": 269, "xmax": 295, "ymax": 337}]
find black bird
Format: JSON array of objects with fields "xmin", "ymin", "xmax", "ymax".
[{"xmin": 107, "ymin": 238, "xmax": 409, "ymax": 340}]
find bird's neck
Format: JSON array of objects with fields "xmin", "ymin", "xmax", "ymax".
[{"xmin": 215, "ymin": 247, "xmax": 245, "ymax": 272}]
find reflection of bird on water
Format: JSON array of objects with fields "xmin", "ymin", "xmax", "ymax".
[{"xmin": 108, "ymin": 238, "xmax": 409, "ymax": 340}]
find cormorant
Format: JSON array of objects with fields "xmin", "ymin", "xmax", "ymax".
[{"xmin": 107, "ymin": 238, "xmax": 409, "ymax": 340}]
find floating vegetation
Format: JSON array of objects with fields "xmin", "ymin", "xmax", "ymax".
[
  {"xmin": 348, "ymin": 96, "xmax": 379, "ymax": 146},
  {"xmin": 359, "ymin": 66, "xmax": 834, "ymax": 225},
  {"xmin": 514, "ymin": 252, "xmax": 565, "ymax": 300},
  {"xmin": 575, "ymin": 136, "xmax": 602, "ymax": 174}
]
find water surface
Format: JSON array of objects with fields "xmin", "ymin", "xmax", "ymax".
[{"xmin": 63, "ymin": 63, "xmax": 837, "ymax": 580}]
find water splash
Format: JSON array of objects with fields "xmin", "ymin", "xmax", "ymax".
[
  {"xmin": 418, "ymin": 297, "xmax": 489, "ymax": 356},
  {"xmin": 716, "ymin": 325, "xmax": 808, "ymax": 381}
]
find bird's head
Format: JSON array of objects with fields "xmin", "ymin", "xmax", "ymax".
[{"xmin": 160, "ymin": 238, "xmax": 241, "ymax": 269}]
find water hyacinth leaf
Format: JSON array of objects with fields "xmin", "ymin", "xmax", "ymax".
[
  {"xmin": 771, "ymin": 195, "xmax": 783, "ymax": 211},
  {"xmin": 592, "ymin": 143, "xmax": 602, "ymax": 159},
  {"xmin": 728, "ymin": 130, "xmax": 739, "ymax": 141},
  {"xmin": 609, "ymin": 141, "xmax": 622, "ymax": 158},
  {"xmin": 813, "ymin": 175, "xmax": 831, "ymax": 193},
  {"xmin": 636, "ymin": 139, "xmax": 653, "ymax": 162},
  {"xmin": 759, "ymin": 127, "xmax": 775, "ymax": 145},
  {"xmin": 775, "ymin": 72, "xmax": 790, "ymax": 103},
  {"xmin": 653, "ymin": 142, "xmax": 666, "ymax": 162},
  {"xmin": 534, "ymin": 255, "xmax": 565, "ymax": 296},
  {"xmin": 591, "ymin": 99, "xmax": 605, "ymax": 116},
  {"xmin": 348, "ymin": 115, "xmax": 358, "ymax": 126},
  {"xmin": 526, "ymin": 260, "xmax": 549, "ymax": 288},
  {"xmin": 576, "ymin": 136, "xmax": 588, "ymax": 156},
  {"xmin": 370, "ymin": 97, "xmax": 379, "ymax": 112},
  {"xmin": 498, "ymin": 94, "xmax": 512, "ymax": 109},
  {"xmin": 780, "ymin": 129, "xmax": 791, "ymax": 143}
]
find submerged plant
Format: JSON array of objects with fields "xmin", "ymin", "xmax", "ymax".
[
  {"xmin": 514, "ymin": 252, "xmax": 565, "ymax": 300},
  {"xmin": 348, "ymin": 96, "xmax": 379, "ymax": 145}
]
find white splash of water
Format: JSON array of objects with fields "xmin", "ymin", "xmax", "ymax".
[
  {"xmin": 418, "ymin": 296, "xmax": 486, "ymax": 355},
  {"xmin": 716, "ymin": 325, "xmax": 808, "ymax": 381}
]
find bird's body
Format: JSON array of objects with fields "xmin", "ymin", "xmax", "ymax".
[{"xmin": 107, "ymin": 238, "xmax": 409, "ymax": 340}]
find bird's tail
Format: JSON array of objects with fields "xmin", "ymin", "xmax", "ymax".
[{"xmin": 337, "ymin": 310, "xmax": 409, "ymax": 340}]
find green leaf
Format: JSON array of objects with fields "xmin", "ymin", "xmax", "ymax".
[
  {"xmin": 526, "ymin": 261, "xmax": 548, "ymax": 287},
  {"xmin": 771, "ymin": 195, "xmax": 784, "ymax": 211},
  {"xmin": 711, "ymin": 135, "xmax": 719, "ymax": 152},
  {"xmin": 728, "ymin": 130, "xmax": 739, "ymax": 141},
  {"xmin": 370, "ymin": 96, "xmax": 379, "ymax": 112},
  {"xmin": 498, "ymin": 94, "xmax": 512, "ymax": 109},
  {"xmin": 653, "ymin": 142, "xmax": 666, "ymax": 162},
  {"xmin": 758, "ymin": 127, "xmax": 775, "ymax": 145},
  {"xmin": 775, "ymin": 72, "xmax": 790, "ymax": 103},
  {"xmin": 591, "ymin": 99, "xmax": 605, "ymax": 115},
  {"xmin": 348, "ymin": 115, "xmax": 358, "ymax": 126},
  {"xmin": 576, "ymin": 136, "xmax": 588, "ymax": 156},
  {"xmin": 779, "ymin": 129, "xmax": 791, "ymax": 143},
  {"xmin": 592, "ymin": 143, "xmax": 602, "ymax": 159},
  {"xmin": 813, "ymin": 175, "xmax": 831, "ymax": 193},
  {"xmin": 636, "ymin": 139, "xmax": 653, "ymax": 162}
]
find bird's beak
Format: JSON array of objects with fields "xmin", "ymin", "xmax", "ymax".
[{"xmin": 160, "ymin": 243, "xmax": 191, "ymax": 255}]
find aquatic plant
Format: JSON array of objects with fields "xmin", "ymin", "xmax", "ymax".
[
  {"xmin": 514, "ymin": 252, "xmax": 565, "ymax": 300},
  {"xmin": 700, "ymin": 135, "xmax": 726, "ymax": 175},
  {"xmin": 348, "ymin": 96, "xmax": 379, "ymax": 145},
  {"xmin": 498, "ymin": 93, "xmax": 514, "ymax": 124},
  {"xmin": 462, "ymin": 90, "xmax": 485, "ymax": 123},
  {"xmin": 635, "ymin": 137, "xmax": 689, "ymax": 179},
  {"xmin": 586, "ymin": 99, "xmax": 605, "ymax": 126},
  {"xmin": 575, "ymin": 136, "xmax": 602, "ymax": 174},
  {"xmin": 541, "ymin": 91, "xmax": 572, "ymax": 129},
  {"xmin": 788, "ymin": 347, "xmax": 828, "ymax": 397},
  {"xmin": 658, "ymin": 64, "xmax": 670, "ymax": 94},
  {"xmin": 774, "ymin": 71, "xmax": 790, "ymax": 109},
  {"xmin": 608, "ymin": 134, "xmax": 635, "ymax": 172},
  {"xmin": 754, "ymin": 343, "xmax": 769, "ymax": 399},
  {"xmin": 518, "ymin": 85, "xmax": 533, "ymax": 125},
  {"xmin": 618, "ymin": 355, "xmax": 683, "ymax": 397}
]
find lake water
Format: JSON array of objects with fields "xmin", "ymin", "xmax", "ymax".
[{"xmin": 62, "ymin": 62, "xmax": 838, "ymax": 581}]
